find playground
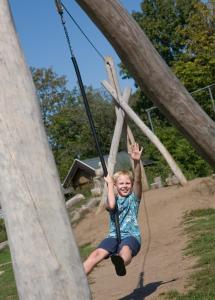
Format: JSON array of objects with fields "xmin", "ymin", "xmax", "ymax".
[
  {"xmin": 73, "ymin": 176, "xmax": 215, "ymax": 299},
  {"xmin": 1, "ymin": 0, "xmax": 215, "ymax": 299}
]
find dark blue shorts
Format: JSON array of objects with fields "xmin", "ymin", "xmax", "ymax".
[{"xmin": 97, "ymin": 236, "xmax": 141, "ymax": 257}]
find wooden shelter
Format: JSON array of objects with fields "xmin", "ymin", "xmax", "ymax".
[{"xmin": 62, "ymin": 151, "xmax": 154, "ymax": 190}]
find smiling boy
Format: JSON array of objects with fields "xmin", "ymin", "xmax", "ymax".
[{"xmin": 83, "ymin": 143, "xmax": 143, "ymax": 276}]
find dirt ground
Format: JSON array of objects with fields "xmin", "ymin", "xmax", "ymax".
[{"xmin": 73, "ymin": 176, "xmax": 215, "ymax": 300}]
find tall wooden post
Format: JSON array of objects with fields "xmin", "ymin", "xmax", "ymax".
[
  {"xmin": 0, "ymin": 1, "xmax": 90, "ymax": 299},
  {"xmin": 97, "ymin": 57, "xmax": 131, "ymax": 211},
  {"xmin": 105, "ymin": 57, "xmax": 149, "ymax": 191},
  {"xmin": 75, "ymin": 0, "xmax": 215, "ymax": 169}
]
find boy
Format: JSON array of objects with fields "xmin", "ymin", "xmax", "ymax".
[{"xmin": 83, "ymin": 143, "xmax": 143, "ymax": 276}]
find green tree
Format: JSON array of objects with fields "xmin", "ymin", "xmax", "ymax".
[
  {"xmin": 172, "ymin": 2, "xmax": 215, "ymax": 118},
  {"xmin": 120, "ymin": 0, "xmax": 200, "ymax": 80},
  {"xmin": 119, "ymin": 0, "xmax": 215, "ymax": 180},
  {"xmin": 139, "ymin": 118, "xmax": 213, "ymax": 182},
  {"xmin": 48, "ymin": 86, "xmax": 116, "ymax": 179},
  {"xmin": 121, "ymin": 0, "xmax": 203, "ymax": 113},
  {"xmin": 128, "ymin": 0, "xmax": 215, "ymax": 117},
  {"xmin": 133, "ymin": 0, "xmax": 200, "ymax": 65},
  {"xmin": 32, "ymin": 67, "xmax": 116, "ymax": 179},
  {"xmin": 31, "ymin": 67, "xmax": 71, "ymax": 128}
]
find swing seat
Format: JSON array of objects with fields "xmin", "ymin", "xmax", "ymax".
[{"xmin": 111, "ymin": 254, "xmax": 126, "ymax": 276}]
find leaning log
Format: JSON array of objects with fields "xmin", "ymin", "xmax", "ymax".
[
  {"xmin": 75, "ymin": 0, "xmax": 215, "ymax": 169},
  {"xmin": 0, "ymin": 1, "xmax": 90, "ymax": 299},
  {"xmin": 102, "ymin": 80, "xmax": 187, "ymax": 185}
]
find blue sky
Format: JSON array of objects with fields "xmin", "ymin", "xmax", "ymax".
[{"xmin": 9, "ymin": 0, "xmax": 142, "ymax": 91}]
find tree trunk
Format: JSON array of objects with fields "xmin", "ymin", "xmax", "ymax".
[
  {"xmin": 0, "ymin": 1, "xmax": 90, "ymax": 299},
  {"xmin": 75, "ymin": 0, "xmax": 215, "ymax": 169}
]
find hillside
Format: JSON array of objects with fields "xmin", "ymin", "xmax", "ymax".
[{"xmin": 73, "ymin": 176, "xmax": 215, "ymax": 300}]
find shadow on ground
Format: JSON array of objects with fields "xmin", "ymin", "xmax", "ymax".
[{"xmin": 119, "ymin": 272, "xmax": 177, "ymax": 300}]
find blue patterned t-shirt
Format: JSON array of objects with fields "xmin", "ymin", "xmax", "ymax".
[{"xmin": 107, "ymin": 192, "xmax": 141, "ymax": 244}]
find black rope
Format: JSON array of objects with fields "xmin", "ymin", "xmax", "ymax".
[
  {"xmin": 61, "ymin": 1, "xmax": 105, "ymax": 62},
  {"xmin": 54, "ymin": 0, "xmax": 121, "ymax": 244}
]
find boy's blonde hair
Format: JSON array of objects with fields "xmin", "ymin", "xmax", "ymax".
[{"xmin": 113, "ymin": 170, "xmax": 134, "ymax": 184}]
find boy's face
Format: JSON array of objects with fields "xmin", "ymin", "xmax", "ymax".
[{"xmin": 115, "ymin": 174, "xmax": 133, "ymax": 197}]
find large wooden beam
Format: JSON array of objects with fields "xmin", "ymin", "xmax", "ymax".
[
  {"xmin": 0, "ymin": 1, "xmax": 90, "ymax": 299},
  {"xmin": 75, "ymin": 0, "xmax": 215, "ymax": 168}
]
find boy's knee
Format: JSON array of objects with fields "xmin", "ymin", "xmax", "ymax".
[
  {"xmin": 92, "ymin": 249, "xmax": 102, "ymax": 257},
  {"xmin": 91, "ymin": 248, "xmax": 107, "ymax": 261},
  {"xmin": 119, "ymin": 246, "xmax": 132, "ymax": 265},
  {"xmin": 119, "ymin": 245, "xmax": 132, "ymax": 255}
]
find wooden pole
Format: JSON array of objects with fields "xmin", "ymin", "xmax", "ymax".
[
  {"xmin": 75, "ymin": 0, "xmax": 215, "ymax": 169},
  {"xmin": 0, "ymin": 1, "xmax": 90, "ymax": 299},
  {"xmin": 104, "ymin": 57, "xmax": 128, "ymax": 180},
  {"xmin": 102, "ymin": 80, "xmax": 187, "ymax": 186},
  {"xmin": 105, "ymin": 57, "xmax": 149, "ymax": 191},
  {"xmin": 98, "ymin": 56, "xmax": 149, "ymax": 211},
  {"xmin": 97, "ymin": 57, "xmax": 131, "ymax": 211}
]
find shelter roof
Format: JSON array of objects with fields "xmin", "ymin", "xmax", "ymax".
[{"xmin": 62, "ymin": 151, "xmax": 154, "ymax": 188}]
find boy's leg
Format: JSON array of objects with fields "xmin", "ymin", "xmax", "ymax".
[
  {"xmin": 118, "ymin": 245, "xmax": 132, "ymax": 266},
  {"xmin": 118, "ymin": 236, "xmax": 141, "ymax": 266},
  {"xmin": 83, "ymin": 248, "xmax": 109, "ymax": 275},
  {"xmin": 110, "ymin": 237, "xmax": 141, "ymax": 276}
]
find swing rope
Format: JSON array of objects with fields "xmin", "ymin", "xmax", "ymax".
[
  {"xmin": 55, "ymin": 0, "xmax": 121, "ymax": 245},
  {"xmin": 61, "ymin": 1, "xmax": 105, "ymax": 62}
]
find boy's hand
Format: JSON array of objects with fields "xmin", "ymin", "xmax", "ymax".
[
  {"xmin": 104, "ymin": 174, "xmax": 114, "ymax": 185},
  {"xmin": 130, "ymin": 143, "xmax": 143, "ymax": 161}
]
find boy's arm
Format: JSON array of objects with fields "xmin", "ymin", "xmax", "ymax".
[
  {"xmin": 130, "ymin": 143, "xmax": 143, "ymax": 200},
  {"xmin": 133, "ymin": 160, "xmax": 142, "ymax": 199},
  {"xmin": 104, "ymin": 175, "xmax": 116, "ymax": 210}
]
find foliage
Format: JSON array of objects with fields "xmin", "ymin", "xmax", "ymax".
[
  {"xmin": 0, "ymin": 243, "xmax": 93, "ymax": 299},
  {"xmin": 0, "ymin": 219, "xmax": 7, "ymax": 243},
  {"xmin": 134, "ymin": 0, "xmax": 199, "ymax": 65},
  {"xmin": 126, "ymin": 112, "xmax": 213, "ymax": 184},
  {"xmin": 0, "ymin": 247, "xmax": 18, "ymax": 300},
  {"xmin": 79, "ymin": 243, "xmax": 94, "ymax": 261},
  {"xmin": 120, "ymin": 0, "xmax": 200, "ymax": 79},
  {"xmin": 129, "ymin": 0, "xmax": 215, "ymax": 115},
  {"xmin": 172, "ymin": 2, "xmax": 215, "ymax": 119},
  {"xmin": 146, "ymin": 118, "xmax": 213, "ymax": 182},
  {"xmin": 165, "ymin": 208, "xmax": 215, "ymax": 299},
  {"xmin": 32, "ymin": 1, "xmax": 215, "ymax": 182},
  {"xmin": 48, "ymin": 87, "xmax": 116, "ymax": 179},
  {"xmin": 119, "ymin": 0, "xmax": 215, "ymax": 181},
  {"xmin": 32, "ymin": 68, "xmax": 116, "ymax": 180},
  {"xmin": 131, "ymin": 0, "xmax": 215, "ymax": 117},
  {"xmin": 31, "ymin": 67, "xmax": 71, "ymax": 128}
]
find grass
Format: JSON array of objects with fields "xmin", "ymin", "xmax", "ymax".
[
  {"xmin": 164, "ymin": 208, "xmax": 215, "ymax": 300},
  {"xmin": 79, "ymin": 243, "xmax": 94, "ymax": 261},
  {"xmin": 0, "ymin": 247, "xmax": 18, "ymax": 300},
  {"xmin": 0, "ymin": 243, "xmax": 94, "ymax": 299}
]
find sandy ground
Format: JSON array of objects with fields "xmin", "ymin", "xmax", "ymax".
[{"xmin": 73, "ymin": 176, "xmax": 215, "ymax": 300}]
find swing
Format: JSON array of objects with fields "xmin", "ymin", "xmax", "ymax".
[{"xmin": 55, "ymin": 0, "xmax": 125, "ymax": 276}]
